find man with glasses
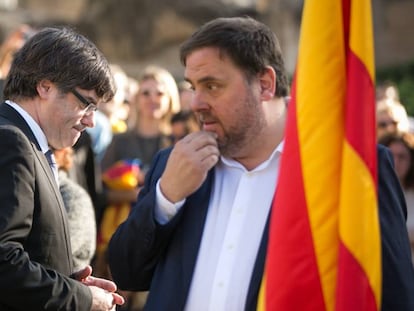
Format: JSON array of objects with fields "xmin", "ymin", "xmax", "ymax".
[{"xmin": 0, "ymin": 27, "xmax": 124, "ymax": 310}]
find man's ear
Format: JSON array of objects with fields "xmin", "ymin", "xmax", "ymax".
[
  {"xmin": 259, "ymin": 66, "xmax": 276, "ymax": 101},
  {"xmin": 36, "ymin": 80, "xmax": 53, "ymax": 99}
]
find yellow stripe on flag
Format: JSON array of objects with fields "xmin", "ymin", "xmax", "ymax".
[
  {"xmin": 259, "ymin": 0, "xmax": 380, "ymax": 310},
  {"xmin": 339, "ymin": 141, "xmax": 381, "ymax": 308},
  {"xmin": 297, "ymin": 0, "xmax": 345, "ymax": 310},
  {"xmin": 350, "ymin": 0, "xmax": 374, "ymax": 80}
]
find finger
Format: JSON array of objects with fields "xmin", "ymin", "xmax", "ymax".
[
  {"xmin": 72, "ymin": 265, "xmax": 92, "ymax": 281},
  {"xmin": 112, "ymin": 292, "xmax": 125, "ymax": 305},
  {"xmin": 84, "ymin": 276, "xmax": 117, "ymax": 292},
  {"xmin": 202, "ymin": 153, "xmax": 219, "ymax": 170},
  {"xmin": 182, "ymin": 131, "xmax": 217, "ymax": 147},
  {"xmin": 198, "ymin": 143, "xmax": 220, "ymax": 162}
]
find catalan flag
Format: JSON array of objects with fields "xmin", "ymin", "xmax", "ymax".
[{"xmin": 258, "ymin": 0, "xmax": 380, "ymax": 310}]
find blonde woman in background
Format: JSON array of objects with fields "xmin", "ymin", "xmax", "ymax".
[
  {"xmin": 102, "ymin": 65, "xmax": 180, "ymax": 174},
  {"xmin": 96, "ymin": 66, "xmax": 180, "ymax": 307}
]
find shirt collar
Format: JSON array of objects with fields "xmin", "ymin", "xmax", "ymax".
[
  {"xmin": 5, "ymin": 100, "xmax": 49, "ymax": 153},
  {"xmin": 220, "ymin": 139, "xmax": 284, "ymax": 172}
]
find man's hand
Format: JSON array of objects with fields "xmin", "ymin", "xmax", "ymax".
[
  {"xmin": 73, "ymin": 266, "xmax": 125, "ymax": 310},
  {"xmin": 160, "ymin": 131, "xmax": 219, "ymax": 203},
  {"xmin": 89, "ymin": 286, "xmax": 125, "ymax": 311}
]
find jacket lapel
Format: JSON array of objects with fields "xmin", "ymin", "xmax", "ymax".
[{"xmin": 0, "ymin": 103, "xmax": 61, "ymax": 194}]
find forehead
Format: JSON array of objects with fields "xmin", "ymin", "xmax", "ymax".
[
  {"xmin": 377, "ymin": 110, "xmax": 395, "ymax": 120},
  {"xmin": 184, "ymin": 47, "xmax": 242, "ymax": 82},
  {"xmin": 81, "ymin": 88, "xmax": 100, "ymax": 104},
  {"xmin": 139, "ymin": 78, "xmax": 166, "ymax": 90}
]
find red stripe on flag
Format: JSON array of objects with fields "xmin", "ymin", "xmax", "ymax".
[
  {"xmin": 345, "ymin": 50, "xmax": 377, "ymax": 181},
  {"xmin": 335, "ymin": 243, "xmax": 378, "ymax": 311},
  {"xmin": 265, "ymin": 78, "xmax": 326, "ymax": 310},
  {"xmin": 342, "ymin": 0, "xmax": 376, "ymax": 178},
  {"xmin": 342, "ymin": 0, "xmax": 350, "ymax": 45}
]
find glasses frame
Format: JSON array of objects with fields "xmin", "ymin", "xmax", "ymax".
[{"xmin": 71, "ymin": 89, "xmax": 98, "ymax": 113}]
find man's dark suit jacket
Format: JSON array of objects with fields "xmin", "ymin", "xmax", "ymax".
[
  {"xmin": 108, "ymin": 144, "xmax": 414, "ymax": 311},
  {"xmin": 0, "ymin": 103, "xmax": 92, "ymax": 310}
]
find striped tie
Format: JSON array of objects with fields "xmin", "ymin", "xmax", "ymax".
[{"xmin": 44, "ymin": 149, "xmax": 59, "ymax": 185}]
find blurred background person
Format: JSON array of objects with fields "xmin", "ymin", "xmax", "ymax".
[
  {"xmin": 54, "ymin": 147, "xmax": 97, "ymax": 271},
  {"xmin": 376, "ymin": 96, "xmax": 410, "ymax": 140},
  {"xmin": 376, "ymin": 81, "xmax": 412, "ymax": 140},
  {"xmin": 100, "ymin": 63, "xmax": 130, "ymax": 134},
  {"xmin": 177, "ymin": 79, "xmax": 193, "ymax": 112},
  {"xmin": 95, "ymin": 64, "xmax": 180, "ymax": 283},
  {"xmin": 102, "ymin": 64, "xmax": 180, "ymax": 173},
  {"xmin": 379, "ymin": 131, "xmax": 414, "ymax": 265},
  {"xmin": 169, "ymin": 110, "xmax": 199, "ymax": 145},
  {"xmin": 125, "ymin": 76, "xmax": 140, "ymax": 129},
  {"xmin": 0, "ymin": 24, "xmax": 36, "ymax": 101},
  {"xmin": 87, "ymin": 63, "xmax": 132, "ymax": 164},
  {"xmin": 86, "ymin": 64, "xmax": 138, "ymax": 231},
  {"xmin": 376, "ymin": 80, "xmax": 400, "ymax": 103},
  {"xmin": 99, "ymin": 64, "xmax": 181, "ymax": 241}
]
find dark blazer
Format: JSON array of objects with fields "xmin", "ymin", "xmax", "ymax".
[
  {"xmin": 108, "ymin": 144, "xmax": 414, "ymax": 311},
  {"xmin": 0, "ymin": 103, "xmax": 92, "ymax": 311}
]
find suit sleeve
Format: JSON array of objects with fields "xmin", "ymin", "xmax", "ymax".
[
  {"xmin": 0, "ymin": 126, "xmax": 92, "ymax": 311},
  {"xmin": 108, "ymin": 149, "xmax": 182, "ymax": 291},
  {"xmin": 377, "ymin": 145, "xmax": 414, "ymax": 311}
]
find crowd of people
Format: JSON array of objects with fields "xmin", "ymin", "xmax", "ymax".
[
  {"xmin": 376, "ymin": 81, "xmax": 414, "ymax": 266},
  {"xmin": 0, "ymin": 16, "xmax": 413, "ymax": 311}
]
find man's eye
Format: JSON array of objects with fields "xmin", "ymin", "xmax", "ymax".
[{"xmin": 207, "ymin": 84, "xmax": 218, "ymax": 91}]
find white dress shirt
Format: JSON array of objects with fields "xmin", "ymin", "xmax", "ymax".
[
  {"xmin": 5, "ymin": 100, "xmax": 60, "ymax": 184},
  {"xmin": 5, "ymin": 100, "xmax": 49, "ymax": 153},
  {"xmin": 156, "ymin": 142, "xmax": 283, "ymax": 311}
]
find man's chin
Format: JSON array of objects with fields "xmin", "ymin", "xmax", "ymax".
[{"xmin": 70, "ymin": 131, "xmax": 82, "ymax": 146}]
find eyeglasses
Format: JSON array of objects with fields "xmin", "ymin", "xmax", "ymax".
[{"xmin": 71, "ymin": 89, "xmax": 98, "ymax": 113}]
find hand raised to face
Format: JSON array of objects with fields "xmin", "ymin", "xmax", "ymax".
[{"xmin": 160, "ymin": 131, "xmax": 220, "ymax": 203}]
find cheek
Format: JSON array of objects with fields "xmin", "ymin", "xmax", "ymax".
[
  {"xmin": 159, "ymin": 96, "xmax": 170, "ymax": 113},
  {"xmin": 139, "ymin": 97, "xmax": 154, "ymax": 110},
  {"xmin": 401, "ymin": 159, "xmax": 411, "ymax": 173},
  {"xmin": 395, "ymin": 158, "xmax": 409, "ymax": 176}
]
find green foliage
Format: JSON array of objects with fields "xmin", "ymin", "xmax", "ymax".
[{"xmin": 377, "ymin": 61, "xmax": 414, "ymax": 116}]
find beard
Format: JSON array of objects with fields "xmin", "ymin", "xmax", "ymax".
[{"xmin": 217, "ymin": 90, "xmax": 266, "ymax": 158}]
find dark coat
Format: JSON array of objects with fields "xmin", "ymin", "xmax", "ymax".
[
  {"xmin": 0, "ymin": 103, "xmax": 92, "ymax": 311},
  {"xmin": 109, "ymin": 143, "xmax": 414, "ymax": 311}
]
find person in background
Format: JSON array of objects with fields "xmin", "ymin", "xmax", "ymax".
[
  {"xmin": 376, "ymin": 81, "xmax": 411, "ymax": 139},
  {"xmin": 0, "ymin": 24, "xmax": 36, "ymax": 101},
  {"xmin": 0, "ymin": 26, "xmax": 124, "ymax": 310},
  {"xmin": 177, "ymin": 80, "xmax": 193, "ymax": 112},
  {"xmin": 97, "ymin": 64, "xmax": 180, "ymax": 310},
  {"xmin": 125, "ymin": 76, "xmax": 140, "ymax": 130},
  {"xmin": 54, "ymin": 146, "xmax": 97, "ymax": 271},
  {"xmin": 99, "ymin": 64, "xmax": 130, "ymax": 134},
  {"xmin": 169, "ymin": 110, "xmax": 199, "ymax": 145},
  {"xmin": 102, "ymin": 64, "xmax": 180, "ymax": 177},
  {"xmin": 107, "ymin": 16, "xmax": 414, "ymax": 311},
  {"xmin": 376, "ymin": 98, "xmax": 410, "ymax": 138},
  {"xmin": 379, "ymin": 131, "xmax": 414, "ymax": 265},
  {"xmin": 87, "ymin": 64, "xmax": 130, "ymax": 167}
]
